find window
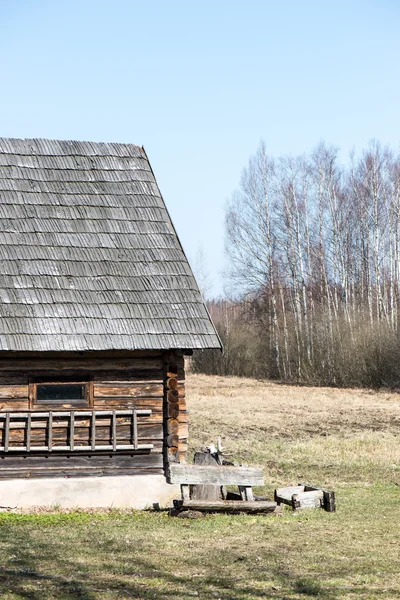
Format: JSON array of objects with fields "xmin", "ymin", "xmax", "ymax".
[{"xmin": 30, "ymin": 380, "xmax": 92, "ymax": 408}]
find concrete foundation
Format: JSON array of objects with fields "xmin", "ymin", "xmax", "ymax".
[{"xmin": 0, "ymin": 475, "xmax": 180, "ymax": 509}]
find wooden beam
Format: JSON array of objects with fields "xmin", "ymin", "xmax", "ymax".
[
  {"xmin": 178, "ymin": 500, "xmax": 277, "ymax": 513},
  {"xmin": 168, "ymin": 464, "xmax": 264, "ymax": 486}
]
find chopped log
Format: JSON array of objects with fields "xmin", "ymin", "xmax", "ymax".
[
  {"xmin": 167, "ymin": 364, "xmax": 178, "ymax": 377},
  {"xmin": 167, "ymin": 418, "xmax": 179, "ymax": 436},
  {"xmin": 166, "ymin": 378, "xmax": 178, "ymax": 390},
  {"xmin": 166, "ymin": 447, "xmax": 179, "ymax": 463},
  {"xmin": 177, "ymin": 499, "xmax": 277, "ymax": 514},
  {"xmin": 167, "ymin": 402, "xmax": 179, "ymax": 419},
  {"xmin": 191, "ymin": 452, "xmax": 221, "ymax": 501},
  {"xmin": 167, "ymin": 389, "xmax": 179, "ymax": 402},
  {"xmin": 168, "ymin": 464, "xmax": 264, "ymax": 486},
  {"xmin": 166, "ymin": 434, "xmax": 179, "ymax": 447},
  {"xmin": 292, "ymin": 489, "xmax": 324, "ymax": 510}
]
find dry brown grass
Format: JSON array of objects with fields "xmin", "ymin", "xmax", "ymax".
[{"xmin": 187, "ymin": 374, "xmax": 400, "ymax": 486}]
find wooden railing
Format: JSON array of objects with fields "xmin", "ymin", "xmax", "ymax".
[{"xmin": 0, "ymin": 409, "xmax": 153, "ymax": 453}]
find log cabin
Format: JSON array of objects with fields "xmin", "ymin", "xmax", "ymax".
[{"xmin": 0, "ymin": 137, "xmax": 221, "ymax": 508}]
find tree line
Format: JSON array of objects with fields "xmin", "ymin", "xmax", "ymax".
[{"xmin": 192, "ymin": 140, "xmax": 400, "ymax": 387}]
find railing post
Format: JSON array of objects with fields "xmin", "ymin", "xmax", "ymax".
[
  {"xmin": 133, "ymin": 409, "xmax": 138, "ymax": 450},
  {"xmin": 26, "ymin": 413, "xmax": 31, "ymax": 452},
  {"xmin": 4, "ymin": 413, "xmax": 10, "ymax": 452},
  {"xmin": 48, "ymin": 411, "xmax": 53, "ymax": 452},
  {"xmin": 112, "ymin": 410, "xmax": 117, "ymax": 451},
  {"xmin": 70, "ymin": 411, "xmax": 75, "ymax": 451},
  {"xmin": 91, "ymin": 411, "xmax": 96, "ymax": 451}
]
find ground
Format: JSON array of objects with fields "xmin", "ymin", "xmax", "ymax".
[{"xmin": 0, "ymin": 374, "xmax": 399, "ymax": 599}]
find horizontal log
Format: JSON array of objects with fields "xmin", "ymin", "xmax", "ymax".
[
  {"xmin": 0, "ymin": 467, "xmax": 164, "ymax": 479},
  {"xmin": 168, "ymin": 465, "xmax": 265, "ymax": 486},
  {"xmin": 94, "ymin": 384, "xmax": 163, "ymax": 398},
  {"xmin": 0, "ymin": 452, "xmax": 163, "ymax": 468},
  {"xmin": 178, "ymin": 500, "xmax": 277, "ymax": 513},
  {"xmin": 0, "ymin": 386, "xmax": 29, "ymax": 399},
  {"xmin": 93, "ymin": 370, "xmax": 163, "ymax": 381},
  {"xmin": 93, "ymin": 398, "xmax": 163, "ymax": 411},
  {"xmin": 0, "ymin": 374, "xmax": 29, "ymax": 385},
  {"xmin": 0, "ymin": 358, "xmax": 164, "ymax": 372},
  {"xmin": 0, "ymin": 401, "xmax": 29, "ymax": 412}
]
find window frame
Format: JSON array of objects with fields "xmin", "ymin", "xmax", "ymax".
[{"xmin": 29, "ymin": 377, "xmax": 94, "ymax": 409}]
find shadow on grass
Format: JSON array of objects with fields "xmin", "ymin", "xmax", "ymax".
[{"xmin": 0, "ymin": 518, "xmax": 392, "ymax": 600}]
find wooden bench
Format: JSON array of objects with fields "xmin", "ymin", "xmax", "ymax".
[{"xmin": 167, "ymin": 463, "xmax": 277, "ymax": 513}]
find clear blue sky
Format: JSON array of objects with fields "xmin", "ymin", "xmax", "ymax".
[{"xmin": 1, "ymin": 1, "xmax": 399, "ymax": 296}]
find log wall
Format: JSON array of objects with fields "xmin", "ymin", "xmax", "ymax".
[
  {"xmin": 0, "ymin": 352, "xmax": 184, "ymax": 479},
  {"xmin": 163, "ymin": 352, "xmax": 188, "ymax": 464}
]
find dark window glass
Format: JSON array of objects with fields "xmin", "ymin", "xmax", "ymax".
[{"xmin": 36, "ymin": 384, "xmax": 87, "ymax": 405}]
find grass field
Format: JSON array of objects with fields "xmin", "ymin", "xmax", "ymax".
[{"xmin": 0, "ymin": 374, "xmax": 399, "ymax": 599}]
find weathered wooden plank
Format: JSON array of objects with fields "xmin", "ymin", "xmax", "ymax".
[
  {"xmin": 168, "ymin": 464, "xmax": 265, "ymax": 486},
  {"xmin": 275, "ymin": 485, "xmax": 305, "ymax": 505},
  {"xmin": 178, "ymin": 500, "xmax": 277, "ymax": 513},
  {"xmin": 0, "ymin": 401, "xmax": 29, "ymax": 412},
  {"xmin": 292, "ymin": 490, "xmax": 324, "ymax": 510},
  {"xmin": 191, "ymin": 452, "xmax": 221, "ymax": 501}
]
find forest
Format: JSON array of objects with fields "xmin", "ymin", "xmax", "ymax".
[{"xmin": 193, "ymin": 140, "xmax": 400, "ymax": 387}]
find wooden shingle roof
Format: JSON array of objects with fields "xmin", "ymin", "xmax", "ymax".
[{"xmin": 0, "ymin": 138, "xmax": 221, "ymax": 352}]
